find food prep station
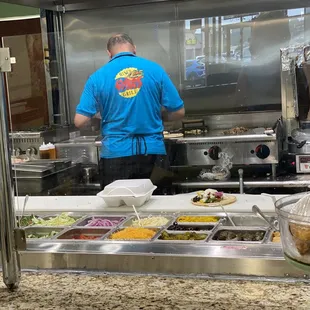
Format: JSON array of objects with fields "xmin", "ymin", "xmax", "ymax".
[
  {"xmin": 2, "ymin": 0, "xmax": 310, "ymax": 290},
  {"xmin": 5, "ymin": 191, "xmax": 306, "ymax": 281},
  {"xmin": 17, "ymin": 209, "xmax": 288, "ymax": 278}
]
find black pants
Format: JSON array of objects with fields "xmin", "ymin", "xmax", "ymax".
[{"xmin": 99, "ymin": 155, "xmax": 159, "ymax": 189}]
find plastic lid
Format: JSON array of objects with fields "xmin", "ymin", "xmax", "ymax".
[
  {"xmin": 102, "ymin": 179, "xmax": 155, "ymax": 196},
  {"xmin": 39, "ymin": 142, "xmax": 49, "ymax": 151},
  {"xmin": 47, "ymin": 142, "xmax": 55, "ymax": 149}
]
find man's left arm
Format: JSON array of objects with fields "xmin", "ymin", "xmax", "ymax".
[{"xmin": 74, "ymin": 76, "xmax": 99, "ymax": 128}]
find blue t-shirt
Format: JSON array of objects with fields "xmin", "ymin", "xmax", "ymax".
[{"xmin": 76, "ymin": 52, "xmax": 184, "ymax": 158}]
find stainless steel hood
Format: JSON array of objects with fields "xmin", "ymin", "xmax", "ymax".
[
  {"xmin": 0, "ymin": 0, "xmax": 179, "ymax": 11},
  {"xmin": 1, "ymin": 0, "xmax": 309, "ymax": 12}
]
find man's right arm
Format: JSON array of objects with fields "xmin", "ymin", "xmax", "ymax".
[
  {"xmin": 161, "ymin": 106, "xmax": 185, "ymax": 122},
  {"xmin": 160, "ymin": 70, "xmax": 185, "ymax": 121},
  {"xmin": 75, "ymin": 76, "xmax": 99, "ymax": 128}
]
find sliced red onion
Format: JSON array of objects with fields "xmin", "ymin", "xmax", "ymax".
[{"xmin": 86, "ymin": 217, "xmax": 124, "ymax": 227}]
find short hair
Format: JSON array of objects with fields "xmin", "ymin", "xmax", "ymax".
[{"xmin": 107, "ymin": 33, "xmax": 134, "ymax": 51}]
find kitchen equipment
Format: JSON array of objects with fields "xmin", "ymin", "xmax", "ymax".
[
  {"xmin": 55, "ymin": 136, "xmax": 100, "ymax": 165},
  {"xmin": 181, "ymin": 119, "xmax": 208, "ymax": 135},
  {"xmin": 220, "ymin": 206, "xmax": 235, "ymax": 226},
  {"xmin": 97, "ymin": 179, "xmax": 157, "ymax": 207},
  {"xmin": 275, "ymin": 192, "xmax": 310, "ymax": 270},
  {"xmin": 82, "ymin": 166, "xmax": 96, "ymax": 183},
  {"xmin": 18, "ymin": 195, "xmax": 29, "ymax": 227},
  {"xmin": 170, "ymin": 128, "xmax": 278, "ymax": 166},
  {"xmin": 252, "ymin": 205, "xmax": 278, "ymax": 231},
  {"xmin": 12, "ymin": 159, "xmax": 78, "ymax": 195},
  {"xmin": 131, "ymin": 205, "xmax": 142, "ymax": 226},
  {"xmin": 9, "ymin": 128, "xmax": 70, "ymax": 159},
  {"xmin": 288, "ymin": 128, "xmax": 310, "ymax": 173},
  {"xmin": 21, "ymin": 195, "xmax": 29, "ymax": 218},
  {"xmin": 281, "ymin": 45, "xmax": 310, "ymax": 174}
]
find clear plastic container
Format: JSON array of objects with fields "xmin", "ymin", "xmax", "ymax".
[
  {"xmin": 97, "ymin": 179, "xmax": 157, "ymax": 207},
  {"xmin": 275, "ymin": 192, "xmax": 310, "ymax": 270}
]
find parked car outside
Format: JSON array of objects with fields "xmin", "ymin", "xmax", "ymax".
[{"xmin": 186, "ymin": 59, "xmax": 205, "ymax": 81}]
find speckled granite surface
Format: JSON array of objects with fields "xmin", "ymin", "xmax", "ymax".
[{"xmin": 0, "ymin": 272, "xmax": 310, "ymax": 309}]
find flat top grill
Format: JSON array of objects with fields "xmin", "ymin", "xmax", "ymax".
[{"xmin": 172, "ymin": 128, "xmax": 276, "ymax": 143}]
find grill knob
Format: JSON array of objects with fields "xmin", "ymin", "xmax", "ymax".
[
  {"xmin": 209, "ymin": 146, "xmax": 221, "ymax": 160},
  {"xmin": 255, "ymin": 144, "xmax": 270, "ymax": 159}
]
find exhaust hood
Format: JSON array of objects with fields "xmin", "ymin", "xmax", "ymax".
[
  {"xmin": 0, "ymin": 0, "xmax": 178, "ymax": 11},
  {"xmin": 1, "ymin": 0, "xmax": 308, "ymax": 13}
]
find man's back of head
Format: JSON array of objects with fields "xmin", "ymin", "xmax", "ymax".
[{"xmin": 107, "ymin": 33, "xmax": 136, "ymax": 58}]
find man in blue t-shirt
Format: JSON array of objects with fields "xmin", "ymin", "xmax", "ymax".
[{"xmin": 74, "ymin": 33, "xmax": 184, "ymax": 188}]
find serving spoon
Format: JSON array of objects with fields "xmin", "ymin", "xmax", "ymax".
[
  {"xmin": 18, "ymin": 194, "xmax": 29, "ymax": 227},
  {"xmin": 252, "ymin": 205, "xmax": 278, "ymax": 231}
]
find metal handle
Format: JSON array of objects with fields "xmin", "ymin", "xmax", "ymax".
[
  {"xmin": 297, "ymin": 140, "xmax": 307, "ymax": 149},
  {"xmin": 238, "ymin": 168, "xmax": 244, "ymax": 194},
  {"xmin": 252, "ymin": 205, "xmax": 278, "ymax": 231}
]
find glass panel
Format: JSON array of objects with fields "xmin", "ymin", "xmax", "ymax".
[
  {"xmin": 3, "ymin": 4, "xmax": 310, "ymax": 201},
  {"xmin": 63, "ymin": 3, "xmax": 179, "ymax": 121},
  {"xmin": 179, "ymin": 9, "xmax": 304, "ymax": 113}
]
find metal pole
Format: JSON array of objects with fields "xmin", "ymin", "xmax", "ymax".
[
  {"xmin": 0, "ymin": 73, "xmax": 20, "ymax": 289},
  {"xmin": 57, "ymin": 12, "xmax": 71, "ymax": 125}
]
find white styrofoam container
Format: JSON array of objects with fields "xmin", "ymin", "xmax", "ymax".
[{"xmin": 97, "ymin": 179, "xmax": 157, "ymax": 207}]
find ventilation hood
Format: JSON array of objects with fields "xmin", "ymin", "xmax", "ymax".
[
  {"xmin": 1, "ymin": 0, "xmax": 309, "ymax": 13},
  {"xmin": 0, "ymin": 0, "xmax": 178, "ymax": 11}
]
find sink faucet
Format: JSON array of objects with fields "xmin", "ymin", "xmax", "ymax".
[{"xmin": 238, "ymin": 168, "xmax": 244, "ymax": 194}]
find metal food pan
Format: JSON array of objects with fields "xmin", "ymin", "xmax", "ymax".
[
  {"xmin": 28, "ymin": 213, "xmax": 83, "ymax": 227},
  {"xmin": 106, "ymin": 227, "xmax": 160, "ymax": 241},
  {"xmin": 155, "ymin": 230, "xmax": 209, "ymax": 243},
  {"xmin": 16, "ymin": 215, "xmax": 40, "ymax": 227},
  {"xmin": 56, "ymin": 228, "xmax": 110, "ymax": 240},
  {"xmin": 121, "ymin": 215, "xmax": 175, "ymax": 228},
  {"xmin": 175, "ymin": 214, "xmax": 223, "ymax": 226},
  {"xmin": 208, "ymin": 226, "xmax": 268, "ymax": 244},
  {"xmin": 221, "ymin": 215, "xmax": 276, "ymax": 227},
  {"xmin": 25, "ymin": 227, "xmax": 64, "ymax": 240},
  {"xmin": 166, "ymin": 223, "xmax": 216, "ymax": 232},
  {"xmin": 74, "ymin": 215, "xmax": 127, "ymax": 228},
  {"xmin": 265, "ymin": 230, "xmax": 281, "ymax": 244}
]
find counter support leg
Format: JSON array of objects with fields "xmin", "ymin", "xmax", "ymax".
[{"xmin": 0, "ymin": 74, "xmax": 20, "ymax": 289}]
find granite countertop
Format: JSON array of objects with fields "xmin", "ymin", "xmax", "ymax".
[{"xmin": 0, "ymin": 272, "xmax": 310, "ymax": 309}]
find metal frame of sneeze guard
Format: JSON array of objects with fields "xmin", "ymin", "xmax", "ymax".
[{"xmin": 0, "ymin": 49, "xmax": 21, "ymax": 289}]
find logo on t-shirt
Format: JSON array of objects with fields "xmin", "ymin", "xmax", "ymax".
[{"xmin": 115, "ymin": 67, "xmax": 144, "ymax": 98}]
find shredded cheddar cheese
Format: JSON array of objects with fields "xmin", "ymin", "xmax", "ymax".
[{"xmin": 109, "ymin": 227, "xmax": 156, "ymax": 240}]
